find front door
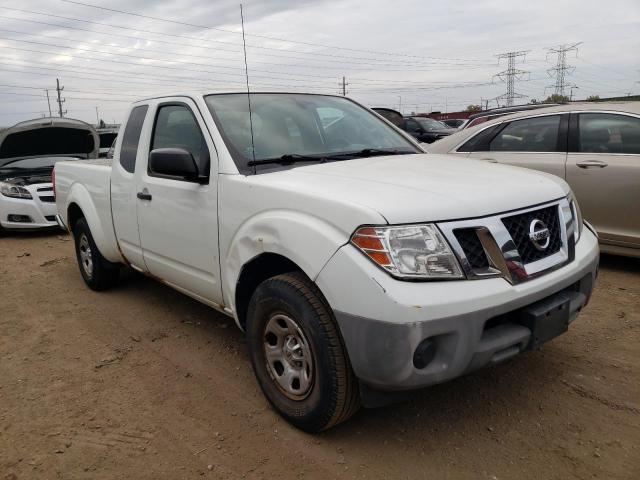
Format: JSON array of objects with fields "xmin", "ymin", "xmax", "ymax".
[
  {"xmin": 566, "ymin": 112, "xmax": 640, "ymax": 247},
  {"xmin": 466, "ymin": 113, "xmax": 568, "ymax": 178},
  {"xmin": 136, "ymin": 98, "xmax": 223, "ymax": 305}
]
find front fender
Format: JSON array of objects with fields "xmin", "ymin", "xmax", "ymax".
[
  {"xmin": 66, "ymin": 182, "xmax": 122, "ymax": 263},
  {"xmin": 222, "ymin": 209, "xmax": 351, "ymax": 314}
]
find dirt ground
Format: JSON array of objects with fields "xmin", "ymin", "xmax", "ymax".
[{"xmin": 0, "ymin": 231, "xmax": 638, "ymax": 480}]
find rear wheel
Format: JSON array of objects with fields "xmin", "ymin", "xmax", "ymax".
[
  {"xmin": 73, "ymin": 217, "xmax": 119, "ymax": 291},
  {"xmin": 246, "ymin": 272, "xmax": 360, "ymax": 432}
]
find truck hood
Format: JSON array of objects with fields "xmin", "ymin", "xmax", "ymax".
[{"xmin": 255, "ymin": 154, "xmax": 569, "ymax": 224}]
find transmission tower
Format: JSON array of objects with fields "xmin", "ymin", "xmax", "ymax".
[
  {"xmin": 545, "ymin": 43, "xmax": 581, "ymax": 98},
  {"xmin": 492, "ymin": 50, "xmax": 529, "ymax": 107}
]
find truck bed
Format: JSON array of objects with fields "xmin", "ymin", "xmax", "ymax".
[{"xmin": 54, "ymin": 159, "xmax": 122, "ymax": 262}]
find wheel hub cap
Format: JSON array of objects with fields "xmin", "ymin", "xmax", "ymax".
[
  {"xmin": 79, "ymin": 234, "xmax": 93, "ymax": 278},
  {"xmin": 263, "ymin": 314, "xmax": 314, "ymax": 400}
]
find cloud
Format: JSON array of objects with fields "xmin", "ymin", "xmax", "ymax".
[{"xmin": 0, "ymin": 0, "xmax": 638, "ymax": 126}]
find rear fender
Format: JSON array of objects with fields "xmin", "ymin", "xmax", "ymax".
[{"xmin": 66, "ymin": 182, "xmax": 122, "ymax": 263}]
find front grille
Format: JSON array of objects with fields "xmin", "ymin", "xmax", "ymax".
[
  {"xmin": 454, "ymin": 228, "xmax": 489, "ymax": 269},
  {"xmin": 502, "ymin": 205, "xmax": 562, "ymax": 263},
  {"xmin": 45, "ymin": 215, "xmax": 56, "ymax": 222},
  {"xmin": 39, "ymin": 195, "xmax": 55, "ymax": 203}
]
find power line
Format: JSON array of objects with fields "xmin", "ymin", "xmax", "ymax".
[
  {"xmin": 492, "ymin": 50, "xmax": 530, "ymax": 107},
  {"xmin": 57, "ymin": 0, "xmax": 488, "ymax": 64},
  {"xmin": 546, "ymin": 43, "xmax": 581, "ymax": 97},
  {"xmin": 0, "ymin": 11, "xmax": 494, "ymax": 69}
]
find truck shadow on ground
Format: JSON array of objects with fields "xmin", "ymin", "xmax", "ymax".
[{"xmin": 599, "ymin": 252, "xmax": 640, "ymax": 273}]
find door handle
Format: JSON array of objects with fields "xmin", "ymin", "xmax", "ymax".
[
  {"xmin": 137, "ymin": 191, "xmax": 152, "ymax": 201},
  {"xmin": 480, "ymin": 158, "xmax": 497, "ymax": 163},
  {"xmin": 576, "ymin": 160, "xmax": 608, "ymax": 169}
]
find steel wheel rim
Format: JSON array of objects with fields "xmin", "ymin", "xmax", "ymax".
[
  {"xmin": 263, "ymin": 313, "xmax": 314, "ymax": 400},
  {"xmin": 79, "ymin": 234, "xmax": 93, "ymax": 278}
]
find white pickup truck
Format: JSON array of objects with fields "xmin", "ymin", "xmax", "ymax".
[{"xmin": 55, "ymin": 92, "xmax": 599, "ymax": 432}]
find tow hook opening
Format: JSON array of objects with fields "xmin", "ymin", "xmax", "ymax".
[{"xmin": 413, "ymin": 338, "xmax": 437, "ymax": 369}]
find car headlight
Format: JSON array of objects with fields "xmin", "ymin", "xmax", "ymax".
[
  {"xmin": 0, "ymin": 182, "xmax": 32, "ymax": 199},
  {"xmin": 569, "ymin": 195, "xmax": 583, "ymax": 242},
  {"xmin": 351, "ymin": 224, "xmax": 464, "ymax": 279}
]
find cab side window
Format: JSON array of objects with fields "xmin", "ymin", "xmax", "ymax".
[
  {"xmin": 578, "ymin": 113, "xmax": 640, "ymax": 154},
  {"xmin": 119, "ymin": 105, "xmax": 148, "ymax": 173},
  {"xmin": 150, "ymin": 104, "xmax": 210, "ymax": 177},
  {"xmin": 489, "ymin": 115, "xmax": 561, "ymax": 152}
]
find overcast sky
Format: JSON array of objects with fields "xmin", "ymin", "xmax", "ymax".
[{"xmin": 1, "ymin": 0, "xmax": 639, "ymax": 126}]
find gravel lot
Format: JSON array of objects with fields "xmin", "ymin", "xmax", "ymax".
[{"xmin": 1, "ymin": 231, "xmax": 639, "ymax": 479}]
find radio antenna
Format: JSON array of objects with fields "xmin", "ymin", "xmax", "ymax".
[{"xmin": 240, "ymin": 4, "xmax": 257, "ymax": 171}]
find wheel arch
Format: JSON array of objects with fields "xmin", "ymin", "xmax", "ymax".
[{"xmin": 234, "ymin": 252, "xmax": 303, "ymax": 330}]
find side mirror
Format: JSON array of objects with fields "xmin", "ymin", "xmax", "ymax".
[{"xmin": 149, "ymin": 148, "xmax": 207, "ymax": 183}]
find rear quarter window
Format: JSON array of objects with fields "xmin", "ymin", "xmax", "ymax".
[{"xmin": 119, "ymin": 105, "xmax": 149, "ymax": 173}]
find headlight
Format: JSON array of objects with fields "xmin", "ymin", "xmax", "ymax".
[
  {"xmin": 351, "ymin": 224, "xmax": 464, "ymax": 279},
  {"xmin": 0, "ymin": 182, "xmax": 32, "ymax": 199},
  {"xmin": 569, "ymin": 195, "xmax": 583, "ymax": 242}
]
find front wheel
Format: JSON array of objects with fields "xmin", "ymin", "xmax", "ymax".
[
  {"xmin": 246, "ymin": 272, "xmax": 360, "ymax": 432},
  {"xmin": 73, "ymin": 217, "xmax": 119, "ymax": 291}
]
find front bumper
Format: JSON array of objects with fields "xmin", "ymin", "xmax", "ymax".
[
  {"xmin": 0, "ymin": 183, "xmax": 60, "ymax": 230},
  {"xmin": 315, "ymin": 227, "xmax": 599, "ymax": 392}
]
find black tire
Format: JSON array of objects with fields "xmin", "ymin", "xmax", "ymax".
[
  {"xmin": 246, "ymin": 272, "xmax": 360, "ymax": 432},
  {"xmin": 73, "ymin": 217, "xmax": 119, "ymax": 291}
]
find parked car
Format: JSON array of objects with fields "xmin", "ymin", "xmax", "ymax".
[
  {"xmin": 464, "ymin": 104, "xmax": 560, "ymax": 129},
  {"xmin": 97, "ymin": 127, "xmax": 119, "ymax": 158},
  {"xmin": 404, "ymin": 116, "xmax": 458, "ymax": 143},
  {"xmin": 371, "ymin": 108, "xmax": 457, "ymax": 143},
  {"xmin": 55, "ymin": 92, "xmax": 598, "ymax": 432},
  {"xmin": 426, "ymin": 102, "xmax": 640, "ymax": 257},
  {"xmin": 0, "ymin": 117, "xmax": 98, "ymax": 233},
  {"xmin": 440, "ymin": 118, "xmax": 468, "ymax": 129}
]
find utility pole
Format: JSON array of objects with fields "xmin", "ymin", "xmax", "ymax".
[
  {"xmin": 55, "ymin": 78, "xmax": 66, "ymax": 117},
  {"xmin": 95, "ymin": 106, "xmax": 100, "ymax": 125},
  {"xmin": 339, "ymin": 76, "xmax": 349, "ymax": 96},
  {"xmin": 398, "ymin": 96, "xmax": 402, "ymax": 113},
  {"xmin": 45, "ymin": 89, "xmax": 52, "ymax": 117},
  {"xmin": 492, "ymin": 50, "xmax": 529, "ymax": 107},
  {"xmin": 570, "ymin": 86, "xmax": 580, "ymax": 101},
  {"xmin": 545, "ymin": 43, "xmax": 581, "ymax": 98}
]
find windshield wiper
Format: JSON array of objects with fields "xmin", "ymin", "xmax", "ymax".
[
  {"xmin": 247, "ymin": 154, "xmax": 329, "ymax": 167},
  {"xmin": 246, "ymin": 149, "xmax": 415, "ymax": 167},
  {"xmin": 327, "ymin": 148, "xmax": 414, "ymax": 158}
]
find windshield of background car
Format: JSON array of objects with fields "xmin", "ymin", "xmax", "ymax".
[
  {"xmin": 204, "ymin": 93, "xmax": 420, "ymax": 173},
  {"xmin": 0, "ymin": 156, "xmax": 75, "ymax": 170},
  {"xmin": 99, "ymin": 132, "xmax": 118, "ymax": 149},
  {"xmin": 416, "ymin": 118, "xmax": 448, "ymax": 131}
]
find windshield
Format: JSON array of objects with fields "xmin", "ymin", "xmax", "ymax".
[
  {"xmin": 204, "ymin": 93, "xmax": 420, "ymax": 173},
  {"xmin": 415, "ymin": 118, "xmax": 449, "ymax": 131}
]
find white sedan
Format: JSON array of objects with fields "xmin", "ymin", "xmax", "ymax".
[{"xmin": 0, "ymin": 117, "xmax": 99, "ymax": 233}]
